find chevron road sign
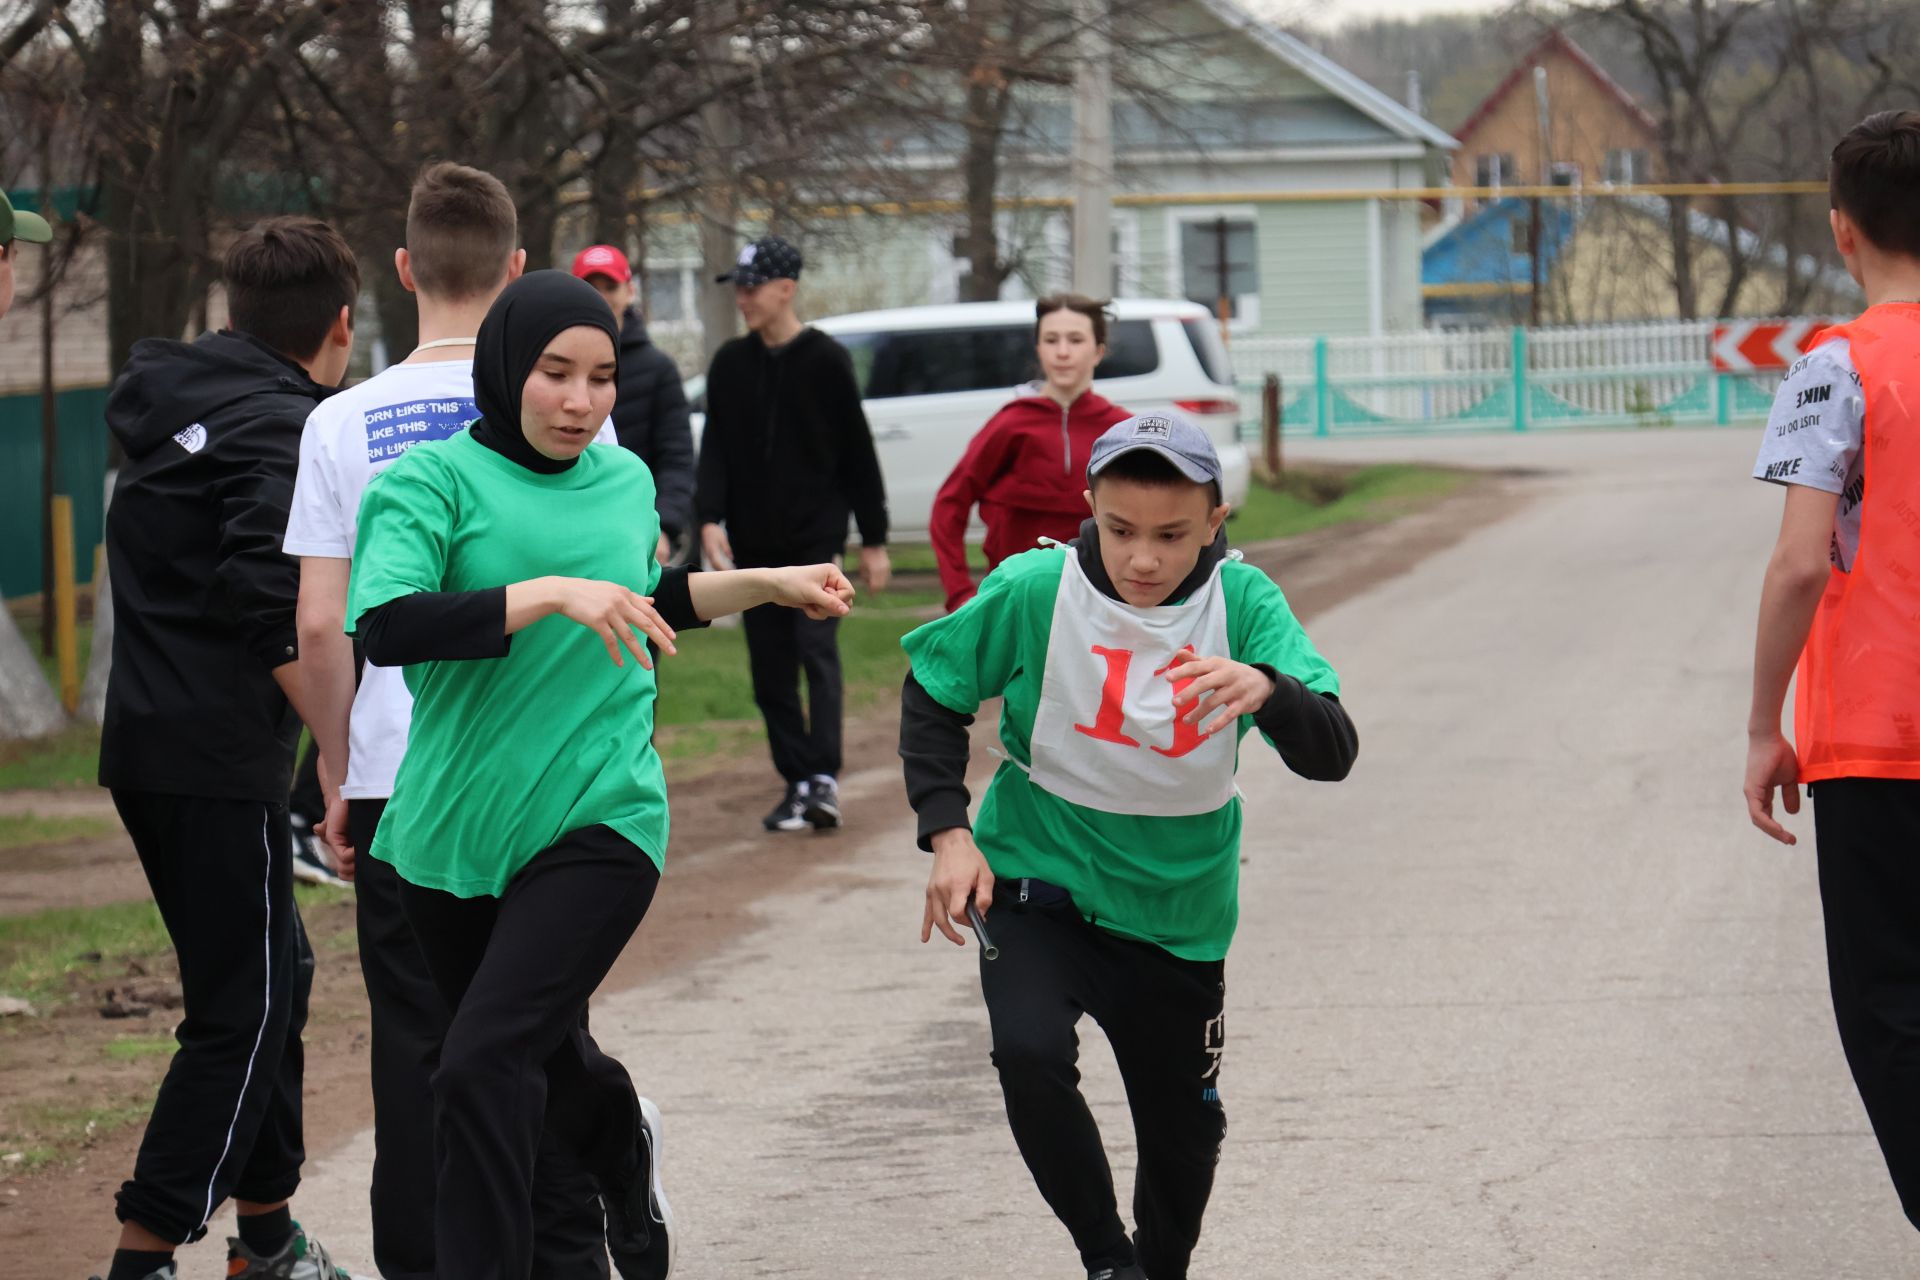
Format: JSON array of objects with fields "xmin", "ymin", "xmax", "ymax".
[{"xmin": 1711, "ymin": 319, "xmax": 1829, "ymax": 372}]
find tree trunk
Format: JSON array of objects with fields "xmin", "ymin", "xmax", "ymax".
[
  {"xmin": 958, "ymin": 77, "xmax": 1012, "ymax": 302},
  {"xmin": 1664, "ymin": 194, "xmax": 1698, "ymax": 321},
  {"xmin": 697, "ymin": 10, "xmax": 742, "ymax": 365}
]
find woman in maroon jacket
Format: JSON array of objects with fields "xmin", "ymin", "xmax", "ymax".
[{"xmin": 929, "ymin": 294, "xmax": 1132, "ymax": 612}]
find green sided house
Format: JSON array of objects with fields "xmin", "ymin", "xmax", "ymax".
[{"xmin": 611, "ymin": 0, "xmax": 1458, "ymax": 368}]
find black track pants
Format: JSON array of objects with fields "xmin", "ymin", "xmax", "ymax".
[
  {"xmin": 109, "ymin": 790, "xmax": 313, "ymax": 1245},
  {"xmin": 399, "ymin": 825, "xmax": 659, "ymax": 1280},
  {"xmin": 352, "ymin": 799, "xmax": 612, "ymax": 1279},
  {"xmin": 1814, "ymin": 777, "xmax": 1920, "ymax": 1231},
  {"xmin": 978, "ymin": 890, "xmax": 1227, "ymax": 1279}
]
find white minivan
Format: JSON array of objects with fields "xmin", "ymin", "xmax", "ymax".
[{"xmin": 687, "ymin": 298, "xmax": 1250, "ymax": 540}]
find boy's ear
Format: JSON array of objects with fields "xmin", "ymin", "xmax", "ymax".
[
  {"xmin": 1084, "ymin": 487, "xmax": 1096, "ymax": 513},
  {"xmin": 1830, "ymin": 207, "xmax": 1857, "ymax": 259},
  {"xmin": 1207, "ymin": 502, "xmax": 1231, "ymax": 539},
  {"xmin": 329, "ymin": 304, "xmax": 353, "ymax": 349},
  {"xmin": 505, "ymin": 248, "xmax": 528, "ymax": 283},
  {"xmin": 395, "ymin": 247, "xmax": 417, "ymax": 295}
]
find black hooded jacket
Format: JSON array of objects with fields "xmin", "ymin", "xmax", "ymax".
[
  {"xmin": 98, "ymin": 329, "xmax": 334, "ymax": 801},
  {"xmin": 611, "ymin": 307, "xmax": 696, "ymax": 540}
]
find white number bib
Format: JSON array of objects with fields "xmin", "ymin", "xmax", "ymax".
[{"xmin": 1027, "ymin": 551, "xmax": 1239, "ymax": 817}]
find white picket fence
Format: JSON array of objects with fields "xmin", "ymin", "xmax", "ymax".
[{"xmin": 1229, "ymin": 318, "xmax": 1789, "ymax": 435}]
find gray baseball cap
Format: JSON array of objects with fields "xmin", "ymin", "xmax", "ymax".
[{"xmin": 1086, "ymin": 411, "xmax": 1222, "ymax": 487}]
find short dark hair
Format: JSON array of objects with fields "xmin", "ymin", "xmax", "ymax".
[
  {"xmin": 407, "ymin": 162, "xmax": 519, "ymax": 299},
  {"xmin": 224, "ymin": 216, "xmax": 359, "ymax": 360},
  {"xmin": 1830, "ymin": 110, "xmax": 1920, "ymax": 259},
  {"xmin": 1091, "ymin": 448, "xmax": 1222, "ymax": 508},
  {"xmin": 1035, "ymin": 293, "xmax": 1112, "ymax": 345}
]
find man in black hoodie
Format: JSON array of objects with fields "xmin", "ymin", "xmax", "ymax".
[
  {"xmin": 570, "ymin": 244, "xmax": 696, "ymax": 563},
  {"xmin": 92, "ymin": 217, "xmax": 358, "ymax": 1280},
  {"xmin": 697, "ymin": 235, "xmax": 891, "ymax": 834}
]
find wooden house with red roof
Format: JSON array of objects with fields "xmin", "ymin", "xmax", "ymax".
[{"xmin": 1449, "ymin": 30, "xmax": 1661, "ymax": 193}]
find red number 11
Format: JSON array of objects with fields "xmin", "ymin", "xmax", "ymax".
[
  {"xmin": 1072, "ymin": 644, "xmax": 1207, "ymax": 757},
  {"xmin": 1073, "ymin": 646, "xmax": 1141, "ymax": 746}
]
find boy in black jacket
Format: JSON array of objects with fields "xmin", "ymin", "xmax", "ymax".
[
  {"xmin": 92, "ymin": 217, "xmax": 358, "ymax": 1280},
  {"xmin": 696, "ymin": 235, "xmax": 891, "ymax": 833}
]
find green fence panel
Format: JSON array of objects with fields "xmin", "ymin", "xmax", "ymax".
[{"xmin": 0, "ymin": 386, "xmax": 111, "ymax": 599}]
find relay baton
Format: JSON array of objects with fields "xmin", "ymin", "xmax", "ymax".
[{"xmin": 966, "ymin": 894, "xmax": 999, "ymax": 961}]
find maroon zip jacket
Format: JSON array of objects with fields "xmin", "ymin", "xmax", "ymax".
[{"xmin": 929, "ymin": 387, "xmax": 1131, "ymax": 612}]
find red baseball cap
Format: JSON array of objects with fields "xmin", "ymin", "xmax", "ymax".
[{"xmin": 569, "ymin": 244, "xmax": 632, "ymax": 284}]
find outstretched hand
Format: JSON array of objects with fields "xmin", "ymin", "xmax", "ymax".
[
  {"xmin": 1164, "ymin": 650, "xmax": 1276, "ymax": 738},
  {"xmin": 552, "ymin": 578, "xmax": 678, "ymax": 668},
  {"xmin": 770, "ymin": 564, "xmax": 855, "ymax": 620}
]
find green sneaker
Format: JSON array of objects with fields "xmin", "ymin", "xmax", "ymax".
[{"xmin": 224, "ymin": 1224, "xmax": 351, "ymax": 1280}]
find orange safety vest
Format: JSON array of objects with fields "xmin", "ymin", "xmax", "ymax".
[{"xmin": 1795, "ymin": 302, "xmax": 1920, "ymax": 782}]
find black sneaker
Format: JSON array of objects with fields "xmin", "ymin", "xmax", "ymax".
[
  {"xmin": 86, "ymin": 1264, "xmax": 175, "ymax": 1280},
  {"xmin": 604, "ymin": 1095, "xmax": 674, "ymax": 1279},
  {"xmin": 289, "ymin": 817, "xmax": 351, "ymax": 888},
  {"xmin": 1087, "ymin": 1265, "xmax": 1146, "ymax": 1280},
  {"xmin": 801, "ymin": 774, "xmax": 841, "ymax": 830},
  {"xmin": 762, "ymin": 784, "xmax": 809, "ymax": 833}
]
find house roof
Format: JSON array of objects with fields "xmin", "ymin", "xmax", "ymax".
[
  {"xmin": 1421, "ymin": 194, "xmax": 1861, "ymax": 303},
  {"xmin": 1193, "ymin": 0, "xmax": 1460, "ymax": 152},
  {"xmin": 1422, "ymin": 197, "xmax": 1577, "ymax": 289},
  {"xmin": 1453, "ymin": 29, "xmax": 1659, "ymax": 144}
]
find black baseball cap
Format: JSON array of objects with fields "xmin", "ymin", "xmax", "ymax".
[{"xmin": 716, "ymin": 236, "xmax": 802, "ymax": 287}]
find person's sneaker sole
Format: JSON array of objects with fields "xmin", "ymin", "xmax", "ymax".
[
  {"xmin": 639, "ymin": 1096, "xmax": 675, "ymax": 1277},
  {"xmin": 802, "ymin": 798, "xmax": 840, "ymax": 830},
  {"xmin": 292, "ymin": 839, "xmax": 352, "ymax": 888}
]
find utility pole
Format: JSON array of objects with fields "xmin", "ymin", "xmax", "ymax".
[
  {"xmin": 1070, "ymin": 0, "xmax": 1113, "ymax": 298},
  {"xmin": 1212, "ymin": 215, "xmax": 1233, "ymax": 346},
  {"xmin": 1529, "ymin": 65, "xmax": 1551, "ymax": 326}
]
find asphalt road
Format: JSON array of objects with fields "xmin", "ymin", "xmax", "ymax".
[{"xmin": 179, "ymin": 427, "xmax": 1916, "ymax": 1278}]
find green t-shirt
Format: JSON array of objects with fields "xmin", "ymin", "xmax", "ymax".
[
  {"xmin": 901, "ymin": 545, "xmax": 1340, "ymax": 960},
  {"xmin": 347, "ymin": 430, "xmax": 667, "ymax": 897}
]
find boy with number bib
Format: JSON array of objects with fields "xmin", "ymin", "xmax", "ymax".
[{"xmin": 899, "ymin": 412, "xmax": 1358, "ymax": 1280}]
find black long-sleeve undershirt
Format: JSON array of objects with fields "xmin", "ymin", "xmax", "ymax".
[
  {"xmin": 899, "ymin": 668, "xmax": 1358, "ymax": 851},
  {"xmin": 358, "ymin": 567, "xmax": 705, "ymax": 667}
]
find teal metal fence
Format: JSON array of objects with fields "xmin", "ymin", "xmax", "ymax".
[
  {"xmin": 1232, "ymin": 318, "xmax": 1786, "ymax": 438},
  {"xmin": 1, "ymin": 386, "xmax": 111, "ymax": 599}
]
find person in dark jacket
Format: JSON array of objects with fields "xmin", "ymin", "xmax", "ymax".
[
  {"xmin": 571, "ymin": 244, "xmax": 696, "ymax": 563},
  {"xmin": 91, "ymin": 217, "xmax": 359, "ymax": 1280},
  {"xmin": 696, "ymin": 235, "xmax": 891, "ymax": 834}
]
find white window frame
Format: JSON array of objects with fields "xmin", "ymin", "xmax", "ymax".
[
  {"xmin": 1111, "ymin": 209, "xmax": 1142, "ymax": 297},
  {"xmin": 639, "ymin": 259, "xmax": 701, "ymax": 332},
  {"xmin": 1605, "ymin": 148, "xmax": 1647, "ymax": 185},
  {"xmin": 1165, "ymin": 204, "xmax": 1261, "ymax": 333}
]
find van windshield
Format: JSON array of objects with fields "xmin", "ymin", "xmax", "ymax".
[{"xmin": 835, "ymin": 320, "xmax": 1159, "ymax": 399}]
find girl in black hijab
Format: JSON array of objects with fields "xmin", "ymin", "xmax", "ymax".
[{"xmin": 348, "ymin": 270, "xmax": 853, "ymax": 1280}]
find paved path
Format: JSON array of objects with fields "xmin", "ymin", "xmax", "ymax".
[{"xmin": 184, "ymin": 428, "xmax": 1916, "ymax": 1278}]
